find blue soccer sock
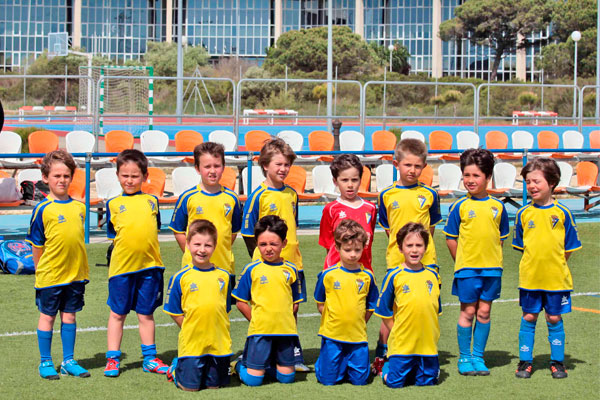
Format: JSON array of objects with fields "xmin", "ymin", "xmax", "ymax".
[
  {"xmin": 519, "ymin": 318, "xmax": 536, "ymax": 362},
  {"xmin": 547, "ymin": 320, "xmax": 565, "ymax": 362},
  {"xmin": 375, "ymin": 341, "xmax": 388, "ymax": 358},
  {"xmin": 239, "ymin": 364, "xmax": 264, "ymax": 387},
  {"xmin": 472, "ymin": 320, "xmax": 491, "ymax": 359},
  {"xmin": 276, "ymin": 370, "xmax": 295, "ymax": 384},
  {"xmin": 37, "ymin": 329, "xmax": 53, "ymax": 362},
  {"xmin": 457, "ymin": 324, "xmax": 473, "ymax": 359},
  {"xmin": 106, "ymin": 350, "xmax": 122, "ymax": 361},
  {"xmin": 141, "ymin": 344, "xmax": 157, "ymax": 362},
  {"xmin": 61, "ymin": 322, "xmax": 77, "ymax": 362}
]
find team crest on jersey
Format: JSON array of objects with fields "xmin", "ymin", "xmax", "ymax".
[
  {"xmin": 417, "ymin": 195, "xmax": 426, "ymax": 208},
  {"xmin": 218, "ymin": 277, "xmax": 225, "ymax": 291},
  {"xmin": 426, "ymin": 280, "xmax": 433, "ymax": 294},
  {"xmin": 334, "ymin": 280, "xmax": 341, "ymax": 290},
  {"xmin": 391, "ymin": 201, "xmax": 400, "ymax": 210},
  {"xmin": 527, "ymin": 220, "xmax": 536, "ymax": 229},
  {"xmin": 550, "ymin": 215, "xmax": 560, "ymax": 229},
  {"xmin": 402, "ymin": 284, "xmax": 411, "ymax": 294},
  {"xmin": 365, "ymin": 213, "xmax": 372, "ymax": 224},
  {"xmin": 283, "ymin": 270, "xmax": 291, "ymax": 283},
  {"xmin": 148, "ymin": 200, "xmax": 156, "ymax": 211},
  {"xmin": 119, "ymin": 205, "xmax": 127, "ymax": 213},
  {"xmin": 269, "ymin": 203, "xmax": 278, "ymax": 212},
  {"xmin": 79, "ymin": 213, "xmax": 85, "ymax": 223},
  {"xmin": 356, "ymin": 279, "xmax": 365, "ymax": 293},
  {"xmin": 190, "ymin": 283, "xmax": 199, "ymax": 292},
  {"xmin": 196, "ymin": 206, "xmax": 204, "ymax": 215},
  {"xmin": 260, "ymin": 275, "xmax": 269, "ymax": 284},
  {"xmin": 468, "ymin": 210, "xmax": 476, "ymax": 219},
  {"xmin": 291, "ymin": 201, "xmax": 296, "ymax": 210},
  {"xmin": 339, "ymin": 210, "xmax": 347, "ymax": 218},
  {"xmin": 57, "ymin": 214, "xmax": 66, "ymax": 224},
  {"xmin": 224, "ymin": 203, "xmax": 232, "ymax": 217},
  {"xmin": 491, "ymin": 206, "xmax": 499, "ymax": 219}
]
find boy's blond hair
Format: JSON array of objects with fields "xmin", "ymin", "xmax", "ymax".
[
  {"xmin": 394, "ymin": 138, "xmax": 428, "ymax": 163},
  {"xmin": 258, "ymin": 138, "xmax": 297, "ymax": 176},
  {"xmin": 41, "ymin": 149, "xmax": 77, "ymax": 177}
]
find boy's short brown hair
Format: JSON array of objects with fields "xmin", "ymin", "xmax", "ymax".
[
  {"xmin": 193, "ymin": 141, "xmax": 225, "ymax": 167},
  {"xmin": 254, "ymin": 215, "xmax": 288, "ymax": 241},
  {"xmin": 521, "ymin": 157, "xmax": 561, "ymax": 191},
  {"xmin": 334, "ymin": 219, "xmax": 368, "ymax": 248},
  {"xmin": 396, "ymin": 222, "xmax": 429, "ymax": 250},
  {"xmin": 41, "ymin": 149, "xmax": 77, "ymax": 177},
  {"xmin": 460, "ymin": 148, "xmax": 495, "ymax": 178},
  {"xmin": 186, "ymin": 219, "xmax": 218, "ymax": 245},
  {"xmin": 116, "ymin": 149, "xmax": 148, "ymax": 176},
  {"xmin": 330, "ymin": 154, "xmax": 364, "ymax": 179},
  {"xmin": 394, "ymin": 138, "xmax": 428, "ymax": 163},
  {"xmin": 258, "ymin": 138, "xmax": 297, "ymax": 176}
]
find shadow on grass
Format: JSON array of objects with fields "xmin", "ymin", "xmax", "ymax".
[
  {"xmin": 485, "ymin": 350, "xmax": 516, "ymax": 369},
  {"xmin": 532, "ymin": 353, "xmax": 586, "ymax": 372}
]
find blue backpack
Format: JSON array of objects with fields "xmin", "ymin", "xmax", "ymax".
[{"xmin": 0, "ymin": 240, "xmax": 35, "ymax": 275}]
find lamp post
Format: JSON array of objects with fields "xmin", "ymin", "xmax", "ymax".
[
  {"xmin": 388, "ymin": 44, "xmax": 395, "ymax": 72},
  {"xmin": 571, "ymin": 30, "xmax": 581, "ymax": 120}
]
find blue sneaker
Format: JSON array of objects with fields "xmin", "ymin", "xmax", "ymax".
[
  {"xmin": 143, "ymin": 357, "xmax": 169, "ymax": 374},
  {"xmin": 104, "ymin": 358, "xmax": 120, "ymax": 378},
  {"xmin": 166, "ymin": 358, "xmax": 178, "ymax": 386},
  {"xmin": 60, "ymin": 359, "xmax": 91, "ymax": 378},
  {"xmin": 39, "ymin": 360, "xmax": 60, "ymax": 380},
  {"xmin": 471, "ymin": 357, "xmax": 490, "ymax": 376},
  {"xmin": 457, "ymin": 357, "xmax": 476, "ymax": 376}
]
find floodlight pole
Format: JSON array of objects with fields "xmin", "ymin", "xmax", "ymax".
[
  {"xmin": 571, "ymin": 31, "xmax": 581, "ymax": 120},
  {"xmin": 176, "ymin": 0, "xmax": 183, "ymax": 123},
  {"xmin": 327, "ymin": 0, "xmax": 333, "ymax": 135}
]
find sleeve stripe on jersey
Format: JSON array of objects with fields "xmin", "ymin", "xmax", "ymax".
[
  {"xmin": 231, "ymin": 293, "xmax": 249, "ymax": 302},
  {"xmin": 163, "ymin": 310, "xmax": 184, "ymax": 316},
  {"xmin": 512, "ymin": 244, "xmax": 524, "ymax": 250},
  {"xmin": 167, "ymin": 266, "xmax": 192, "ymax": 292},
  {"xmin": 25, "ymin": 239, "xmax": 44, "ymax": 248},
  {"xmin": 30, "ymin": 198, "xmax": 51, "ymax": 223},
  {"xmin": 556, "ymin": 202, "xmax": 577, "ymax": 226},
  {"xmin": 241, "ymin": 187, "xmax": 265, "ymax": 237},
  {"xmin": 565, "ymin": 245, "xmax": 583, "ymax": 253},
  {"xmin": 373, "ymin": 311, "xmax": 393, "ymax": 319}
]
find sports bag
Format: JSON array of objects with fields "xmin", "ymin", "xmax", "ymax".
[
  {"xmin": 0, "ymin": 239, "xmax": 35, "ymax": 274},
  {"xmin": 0, "ymin": 178, "xmax": 22, "ymax": 202},
  {"xmin": 20, "ymin": 180, "xmax": 49, "ymax": 202}
]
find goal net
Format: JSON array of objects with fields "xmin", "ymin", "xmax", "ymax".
[{"xmin": 79, "ymin": 66, "xmax": 153, "ymax": 137}]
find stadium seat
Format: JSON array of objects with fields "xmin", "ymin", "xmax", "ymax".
[
  {"xmin": 566, "ymin": 161, "xmax": 600, "ymax": 210},
  {"xmin": 358, "ymin": 166, "xmax": 378, "ymax": 199},
  {"xmin": 419, "ymin": 164, "xmax": 434, "ymax": 186},
  {"xmin": 370, "ymin": 130, "xmax": 396, "ymax": 160},
  {"xmin": 311, "ymin": 165, "xmax": 337, "ymax": 197},
  {"xmin": 142, "ymin": 167, "xmax": 168, "ymax": 200},
  {"xmin": 28, "ymin": 130, "xmax": 59, "ymax": 162},
  {"xmin": 590, "ymin": 130, "xmax": 600, "ymax": 148},
  {"xmin": 66, "ymin": 130, "xmax": 110, "ymax": 166},
  {"xmin": 67, "ymin": 168, "xmax": 100, "ymax": 205},
  {"xmin": 554, "ymin": 161, "xmax": 574, "ymax": 194},
  {"xmin": 172, "ymin": 167, "xmax": 201, "ymax": 197},
  {"xmin": 307, "ymin": 130, "xmax": 334, "ymax": 161},
  {"xmin": 208, "ymin": 130, "xmax": 238, "ymax": 160},
  {"xmin": 241, "ymin": 165, "xmax": 265, "ymax": 197},
  {"xmin": 284, "ymin": 165, "xmax": 324, "ymax": 200},
  {"xmin": 485, "ymin": 130, "xmax": 520, "ymax": 160},
  {"xmin": 507, "ymin": 130, "xmax": 534, "ymax": 159},
  {"xmin": 488, "ymin": 162, "xmax": 521, "ymax": 207},
  {"xmin": 375, "ymin": 164, "xmax": 395, "ymax": 192},
  {"xmin": 277, "ymin": 130, "xmax": 304, "ymax": 152},
  {"xmin": 94, "ymin": 168, "xmax": 122, "ymax": 201},
  {"xmin": 219, "ymin": 166, "xmax": 237, "ymax": 191},
  {"xmin": 0, "ymin": 130, "xmax": 34, "ymax": 167},
  {"xmin": 105, "ymin": 130, "xmax": 134, "ymax": 159},
  {"xmin": 429, "ymin": 130, "xmax": 453, "ymax": 160},
  {"xmin": 16, "ymin": 168, "xmax": 42, "ymax": 186},
  {"xmin": 175, "ymin": 130, "xmax": 203, "ymax": 163},
  {"xmin": 340, "ymin": 130, "xmax": 365, "ymax": 153},
  {"xmin": 442, "ymin": 130, "xmax": 480, "ymax": 161},
  {"xmin": 438, "ymin": 164, "xmax": 464, "ymax": 197},
  {"xmin": 244, "ymin": 130, "xmax": 271, "ymax": 154},
  {"xmin": 400, "ymin": 130, "xmax": 425, "ymax": 142},
  {"xmin": 536, "ymin": 130, "xmax": 561, "ymax": 158},
  {"xmin": 140, "ymin": 130, "xmax": 181, "ymax": 164}
]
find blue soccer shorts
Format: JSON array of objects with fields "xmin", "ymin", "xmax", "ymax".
[
  {"xmin": 384, "ymin": 355, "xmax": 439, "ymax": 388},
  {"xmin": 519, "ymin": 290, "xmax": 571, "ymax": 315},
  {"xmin": 107, "ymin": 268, "xmax": 164, "ymax": 315},
  {"xmin": 242, "ymin": 335, "xmax": 296, "ymax": 370},
  {"xmin": 36, "ymin": 281, "xmax": 86, "ymax": 316},
  {"xmin": 176, "ymin": 355, "xmax": 230, "ymax": 390},
  {"xmin": 452, "ymin": 276, "xmax": 501, "ymax": 303},
  {"xmin": 315, "ymin": 337, "xmax": 369, "ymax": 386}
]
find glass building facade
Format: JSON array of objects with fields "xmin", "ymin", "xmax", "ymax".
[{"xmin": 0, "ymin": 0, "xmax": 548, "ymax": 80}]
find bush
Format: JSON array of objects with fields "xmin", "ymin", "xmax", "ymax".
[{"xmin": 13, "ymin": 126, "xmax": 44, "ymax": 153}]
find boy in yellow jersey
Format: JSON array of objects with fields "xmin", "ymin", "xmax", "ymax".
[
  {"xmin": 164, "ymin": 220, "xmax": 233, "ymax": 391},
  {"xmin": 374, "ymin": 138, "xmax": 442, "ymax": 373},
  {"xmin": 443, "ymin": 148, "xmax": 509, "ymax": 376},
  {"xmin": 513, "ymin": 158, "xmax": 581, "ymax": 380},
  {"xmin": 27, "ymin": 150, "xmax": 90, "ymax": 380},
  {"xmin": 170, "ymin": 142, "xmax": 242, "ymax": 292},
  {"xmin": 104, "ymin": 149, "xmax": 168, "ymax": 377},
  {"xmin": 314, "ymin": 220, "xmax": 378, "ymax": 386},
  {"xmin": 375, "ymin": 223, "xmax": 442, "ymax": 388},
  {"xmin": 233, "ymin": 215, "xmax": 304, "ymax": 386},
  {"xmin": 241, "ymin": 137, "xmax": 308, "ymax": 371}
]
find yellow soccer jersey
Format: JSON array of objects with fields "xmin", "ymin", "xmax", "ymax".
[
  {"xmin": 512, "ymin": 201, "xmax": 582, "ymax": 291},
  {"xmin": 164, "ymin": 265, "xmax": 232, "ymax": 357},
  {"xmin": 106, "ymin": 192, "xmax": 163, "ymax": 278},
  {"xmin": 26, "ymin": 197, "xmax": 89, "ymax": 289},
  {"xmin": 443, "ymin": 195, "xmax": 510, "ymax": 275},
  {"xmin": 232, "ymin": 259, "xmax": 304, "ymax": 337},
  {"xmin": 378, "ymin": 183, "xmax": 442, "ymax": 268},
  {"xmin": 242, "ymin": 183, "xmax": 302, "ymax": 269},
  {"xmin": 169, "ymin": 185, "xmax": 242, "ymax": 274},
  {"xmin": 314, "ymin": 264, "xmax": 379, "ymax": 344},
  {"xmin": 375, "ymin": 267, "xmax": 442, "ymax": 356}
]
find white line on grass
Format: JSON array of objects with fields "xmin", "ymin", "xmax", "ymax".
[{"xmin": 2, "ymin": 291, "xmax": 598, "ymax": 338}]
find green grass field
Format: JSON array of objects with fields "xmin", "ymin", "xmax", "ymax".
[{"xmin": 2, "ymin": 224, "xmax": 599, "ymax": 399}]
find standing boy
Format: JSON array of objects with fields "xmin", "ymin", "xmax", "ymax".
[
  {"xmin": 164, "ymin": 220, "xmax": 233, "ymax": 391},
  {"xmin": 373, "ymin": 138, "xmax": 442, "ymax": 372},
  {"xmin": 443, "ymin": 148, "xmax": 510, "ymax": 376},
  {"xmin": 104, "ymin": 149, "xmax": 168, "ymax": 377},
  {"xmin": 319, "ymin": 154, "xmax": 377, "ymax": 271},
  {"xmin": 314, "ymin": 219, "xmax": 379, "ymax": 385},
  {"xmin": 27, "ymin": 150, "xmax": 90, "ymax": 379}
]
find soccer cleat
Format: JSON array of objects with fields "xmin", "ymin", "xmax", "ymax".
[
  {"xmin": 550, "ymin": 361, "xmax": 568, "ymax": 379},
  {"xmin": 39, "ymin": 360, "xmax": 60, "ymax": 380},
  {"xmin": 142, "ymin": 357, "xmax": 169, "ymax": 374},
  {"xmin": 294, "ymin": 363, "xmax": 310, "ymax": 372},
  {"xmin": 104, "ymin": 358, "xmax": 120, "ymax": 378},
  {"xmin": 60, "ymin": 359, "xmax": 90, "ymax": 378},
  {"xmin": 470, "ymin": 357, "xmax": 490, "ymax": 376},
  {"xmin": 515, "ymin": 361, "xmax": 533, "ymax": 379},
  {"xmin": 371, "ymin": 357, "xmax": 385, "ymax": 376},
  {"xmin": 166, "ymin": 358, "xmax": 178, "ymax": 385},
  {"xmin": 457, "ymin": 357, "xmax": 476, "ymax": 376}
]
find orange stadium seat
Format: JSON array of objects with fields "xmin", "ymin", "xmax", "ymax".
[
  {"xmin": 175, "ymin": 130, "xmax": 203, "ymax": 163},
  {"xmin": 371, "ymin": 130, "xmax": 396, "ymax": 160},
  {"xmin": 486, "ymin": 130, "xmax": 520, "ymax": 160},
  {"xmin": 358, "ymin": 166, "xmax": 378, "ymax": 199},
  {"xmin": 105, "ymin": 130, "xmax": 134, "ymax": 154},
  {"xmin": 219, "ymin": 166, "xmax": 237, "ymax": 191},
  {"xmin": 284, "ymin": 165, "xmax": 323, "ymax": 200},
  {"xmin": 307, "ymin": 130, "xmax": 334, "ymax": 162},
  {"xmin": 28, "ymin": 130, "xmax": 58, "ymax": 162}
]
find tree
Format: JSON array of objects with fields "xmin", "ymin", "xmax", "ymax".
[
  {"xmin": 518, "ymin": 91, "xmax": 539, "ymax": 110},
  {"xmin": 442, "ymin": 90, "xmax": 464, "ymax": 117},
  {"xmin": 312, "ymin": 83, "xmax": 335, "ymax": 115},
  {"xmin": 439, "ymin": 0, "xmax": 553, "ymax": 80},
  {"xmin": 143, "ymin": 41, "xmax": 209, "ymax": 78},
  {"xmin": 264, "ymin": 26, "xmax": 381, "ymax": 78},
  {"xmin": 369, "ymin": 42, "xmax": 411, "ymax": 75}
]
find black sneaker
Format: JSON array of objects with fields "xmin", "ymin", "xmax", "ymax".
[
  {"xmin": 550, "ymin": 361, "xmax": 568, "ymax": 379},
  {"xmin": 515, "ymin": 361, "xmax": 533, "ymax": 379}
]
